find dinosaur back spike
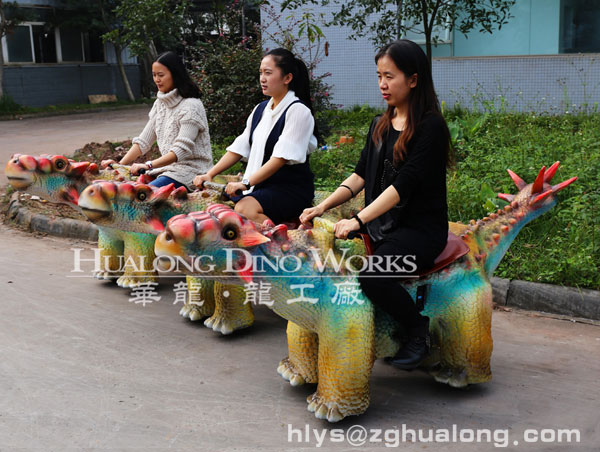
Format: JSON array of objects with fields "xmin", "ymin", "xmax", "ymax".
[
  {"xmin": 88, "ymin": 163, "xmax": 99, "ymax": 174},
  {"xmin": 532, "ymin": 189, "xmax": 553, "ymax": 205},
  {"xmin": 552, "ymin": 176, "xmax": 578, "ymax": 193},
  {"xmin": 150, "ymin": 183, "xmax": 175, "ymax": 202},
  {"xmin": 507, "ymin": 169, "xmax": 526, "ymax": 190},
  {"xmin": 531, "ymin": 166, "xmax": 546, "ymax": 194},
  {"xmin": 498, "ymin": 193, "xmax": 515, "ymax": 202},
  {"xmin": 68, "ymin": 161, "xmax": 90, "ymax": 176},
  {"xmin": 544, "ymin": 161, "xmax": 560, "ymax": 182}
]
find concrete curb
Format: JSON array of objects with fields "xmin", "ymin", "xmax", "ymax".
[
  {"xmin": 491, "ymin": 277, "xmax": 600, "ymax": 321},
  {"xmin": 5, "ymin": 193, "xmax": 600, "ymax": 321},
  {"xmin": 7, "ymin": 193, "xmax": 98, "ymax": 242}
]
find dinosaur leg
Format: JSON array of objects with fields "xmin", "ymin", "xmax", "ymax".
[
  {"xmin": 306, "ymin": 308, "xmax": 375, "ymax": 422},
  {"xmin": 278, "ymin": 321, "xmax": 318, "ymax": 386},
  {"xmin": 116, "ymin": 233, "xmax": 158, "ymax": 288},
  {"xmin": 180, "ymin": 276, "xmax": 216, "ymax": 321},
  {"xmin": 94, "ymin": 228, "xmax": 124, "ymax": 280},
  {"xmin": 204, "ymin": 282, "xmax": 254, "ymax": 335},
  {"xmin": 426, "ymin": 280, "xmax": 493, "ymax": 387}
]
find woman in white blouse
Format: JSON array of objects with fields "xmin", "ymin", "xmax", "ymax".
[{"xmin": 193, "ymin": 48, "xmax": 317, "ymax": 225}]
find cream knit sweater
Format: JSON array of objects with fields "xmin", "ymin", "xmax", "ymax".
[{"xmin": 132, "ymin": 88, "xmax": 212, "ymax": 190}]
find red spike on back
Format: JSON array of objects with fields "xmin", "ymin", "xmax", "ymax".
[
  {"xmin": 544, "ymin": 161, "xmax": 560, "ymax": 182},
  {"xmin": 532, "ymin": 189, "xmax": 553, "ymax": 205},
  {"xmin": 498, "ymin": 193, "xmax": 515, "ymax": 202},
  {"xmin": 68, "ymin": 161, "xmax": 90, "ymax": 176},
  {"xmin": 88, "ymin": 163, "xmax": 99, "ymax": 174},
  {"xmin": 531, "ymin": 166, "xmax": 546, "ymax": 194},
  {"xmin": 552, "ymin": 176, "xmax": 578, "ymax": 193},
  {"xmin": 151, "ymin": 183, "xmax": 175, "ymax": 202},
  {"xmin": 507, "ymin": 169, "xmax": 526, "ymax": 190}
]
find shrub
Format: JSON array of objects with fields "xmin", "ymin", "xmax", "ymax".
[
  {"xmin": 189, "ymin": 2, "xmax": 264, "ymax": 142},
  {"xmin": 0, "ymin": 95, "xmax": 23, "ymax": 115}
]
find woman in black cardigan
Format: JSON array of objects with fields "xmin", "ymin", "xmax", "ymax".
[{"xmin": 300, "ymin": 39, "xmax": 452, "ymax": 369}]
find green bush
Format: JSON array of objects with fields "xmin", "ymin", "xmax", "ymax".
[
  {"xmin": 310, "ymin": 108, "xmax": 600, "ymax": 290},
  {"xmin": 0, "ymin": 95, "xmax": 23, "ymax": 115}
]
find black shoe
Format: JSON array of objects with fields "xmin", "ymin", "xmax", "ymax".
[{"xmin": 387, "ymin": 334, "xmax": 430, "ymax": 370}]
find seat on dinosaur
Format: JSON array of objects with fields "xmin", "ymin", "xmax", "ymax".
[{"xmin": 355, "ymin": 230, "xmax": 470, "ymax": 277}]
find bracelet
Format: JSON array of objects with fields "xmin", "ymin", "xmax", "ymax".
[
  {"xmin": 352, "ymin": 213, "xmax": 364, "ymax": 229},
  {"xmin": 340, "ymin": 184, "xmax": 355, "ymax": 197},
  {"xmin": 145, "ymin": 160, "xmax": 153, "ymax": 170}
]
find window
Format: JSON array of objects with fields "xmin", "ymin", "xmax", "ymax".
[
  {"xmin": 560, "ymin": 0, "xmax": 600, "ymax": 53},
  {"xmin": 60, "ymin": 28, "xmax": 84, "ymax": 62},
  {"xmin": 83, "ymin": 32, "xmax": 105, "ymax": 63},
  {"xmin": 4, "ymin": 25, "xmax": 34, "ymax": 63},
  {"xmin": 4, "ymin": 23, "xmax": 56, "ymax": 63}
]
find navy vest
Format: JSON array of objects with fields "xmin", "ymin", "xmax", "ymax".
[{"xmin": 249, "ymin": 100, "xmax": 314, "ymax": 189}]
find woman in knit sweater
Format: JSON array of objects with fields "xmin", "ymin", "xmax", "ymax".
[
  {"xmin": 101, "ymin": 51, "xmax": 212, "ymax": 191},
  {"xmin": 193, "ymin": 48, "xmax": 317, "ymax": 225}
]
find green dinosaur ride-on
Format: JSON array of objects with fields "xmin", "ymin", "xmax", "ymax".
[{"xmin": 154, "ymin": 163, "xmax": 576, "ymax": 422}]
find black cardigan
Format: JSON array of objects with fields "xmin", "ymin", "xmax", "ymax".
[{"xmin": 354, "ymin": 113, "xmax": 448, "ymax": 243}]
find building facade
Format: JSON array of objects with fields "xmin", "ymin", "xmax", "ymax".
[
  {"xmin": 1, "ymin": 0, "xmax": 140, "ymax": 107},
  {"xmin": 262, "ymin": 0, "xmax": 600, "ymax": 113}
]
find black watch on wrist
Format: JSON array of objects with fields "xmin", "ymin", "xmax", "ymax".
[{"xmin": 241, "ymin": 178, "xmax": 251, "ymax": 190}]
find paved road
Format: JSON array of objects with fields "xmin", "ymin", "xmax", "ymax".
[
  {"xmin": 0, "ymin": 106, "xmax": 151, "ymax": 186},
  {"xmin": 0, "ymin": 224, "xmax": 598, "ymax": 451}
]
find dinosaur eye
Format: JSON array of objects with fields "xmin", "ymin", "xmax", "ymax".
[
  {"xmin": 137, "ymin": 191, "xmax": 147, "ymax": 201},
  {"xmin": 55, "ymin": 159, "xmax": 67, "ymax": 170},
  {"xmin": 222, "ymin": 226, "xmax": 237, "ymax": 241}
]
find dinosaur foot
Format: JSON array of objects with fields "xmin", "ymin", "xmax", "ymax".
[
  {"xmin": 179, "ymin": 302, "xmax": 212, "ymax": 321},
  {"xmin": 93, "ymin": 270, "xmax": 121, "ymax": 280},
  {"xmin": 116, "ymin": 274, "xmax": 158, "ymax": 289},
  {"xmin": 203, "ymin": 313, "xmax": 253, "ymax": 335},
  {"xmin": 277, "ymin": 357, "xmax": 308, "ymax": 386},
  {"xmin": 306, "ymin": 392, "xmax": 346, "ymax": 423},
  {"xmin": 429, "ymin": 366, "xmax": 470, "ymax": 388}
]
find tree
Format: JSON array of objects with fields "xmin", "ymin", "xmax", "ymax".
[
  {"xmin": 112, "ymin": 0, "xmax": 189, "ymax": 61},
  {"xmin": 0, "ymin": 0, "xmax": 31, "ymax": 97},
  {"xmin": 55, "ymin": 0, "xmax": 136, "ymax": 101},
  {"xmin": 281, "ymin": 0, "xmax": 516, "ymax": 66}
]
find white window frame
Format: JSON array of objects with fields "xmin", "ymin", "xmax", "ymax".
[{"xmin": 1, "ymin": 22, "xmax": 43, "ymax": 63}]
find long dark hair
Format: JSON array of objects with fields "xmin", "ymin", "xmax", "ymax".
[
  {"xmin": 372, "ymin": 40, "xmax": 452, "ymax": 167},
  {"xmin": 155, "ymin": 51, "xmax": 201, "ymax": 99},
  {"xmin": 264, "ymin": 48, "xmax": 319, "ymax": 142}
]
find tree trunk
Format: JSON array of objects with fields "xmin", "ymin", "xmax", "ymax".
[
  {"xmin": 425, "ymin": 32, "xmax": 432, "ymax": 68},
  {"xmin": 396, "ymin": 0, "xmax": 403, "ymax": 40},
  {"xmin": 0, "ymin": 0, "xmax": 5, "ymax": 97},
  {"xmin": 114, "ymin": 43, "xmax": 135, "ymax": 101},
  {"xmin": 148, "ymin": 39, "xmax": 158, "ymax": 61},
  {"xmin": 0, "ymin": 41, "xmax": 5, "ymax": 98}
]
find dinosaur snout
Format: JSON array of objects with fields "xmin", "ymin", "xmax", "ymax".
[
  {"xmin": 5, "ymin": 156, "xmax": 35, "ymax": 189},
  {"xmin": 78, "ymin": 184, "xmax": 112, "ymax": 221},
  {"xmin": 155, "ymin": 228, "xmax": 188, "ymax": 271}
]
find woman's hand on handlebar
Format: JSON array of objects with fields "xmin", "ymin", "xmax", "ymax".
[
  {"xmin": 225, "ymin": 182, "xmax": 246, "ymax": 196},
  {"xmin": 101, "ymin": 159, "xmax": 117, "ymax": 169},
  {"xmin": 333, "ymin": 218, "xmax": 360, "ymax": 240},
  {"xmin": 299, "ymin": 205, "xmax": 325, "ymax": 226},
  {"xmin": 193, "ymin": 174, "xmax": 212, "ymax": 189},
  {"xmin": 130, "ymin": 163, "xmax": 148, "ymax": 176}
]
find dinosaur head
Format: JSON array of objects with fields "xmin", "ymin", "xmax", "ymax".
[
  {"xmin": 498, "ymin": 161, "xmax": 577, "ymax": 218},
  {"xmin": 155, "ymin": 204, "xmax": 270, "ymax": 282},
  {"xmin": 78, "ymin": 180, "xmax": 181, "ymax": 234},
  {"xmin": 6, "ymin": 154, "xmax": 93, "ymax": 205}
]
